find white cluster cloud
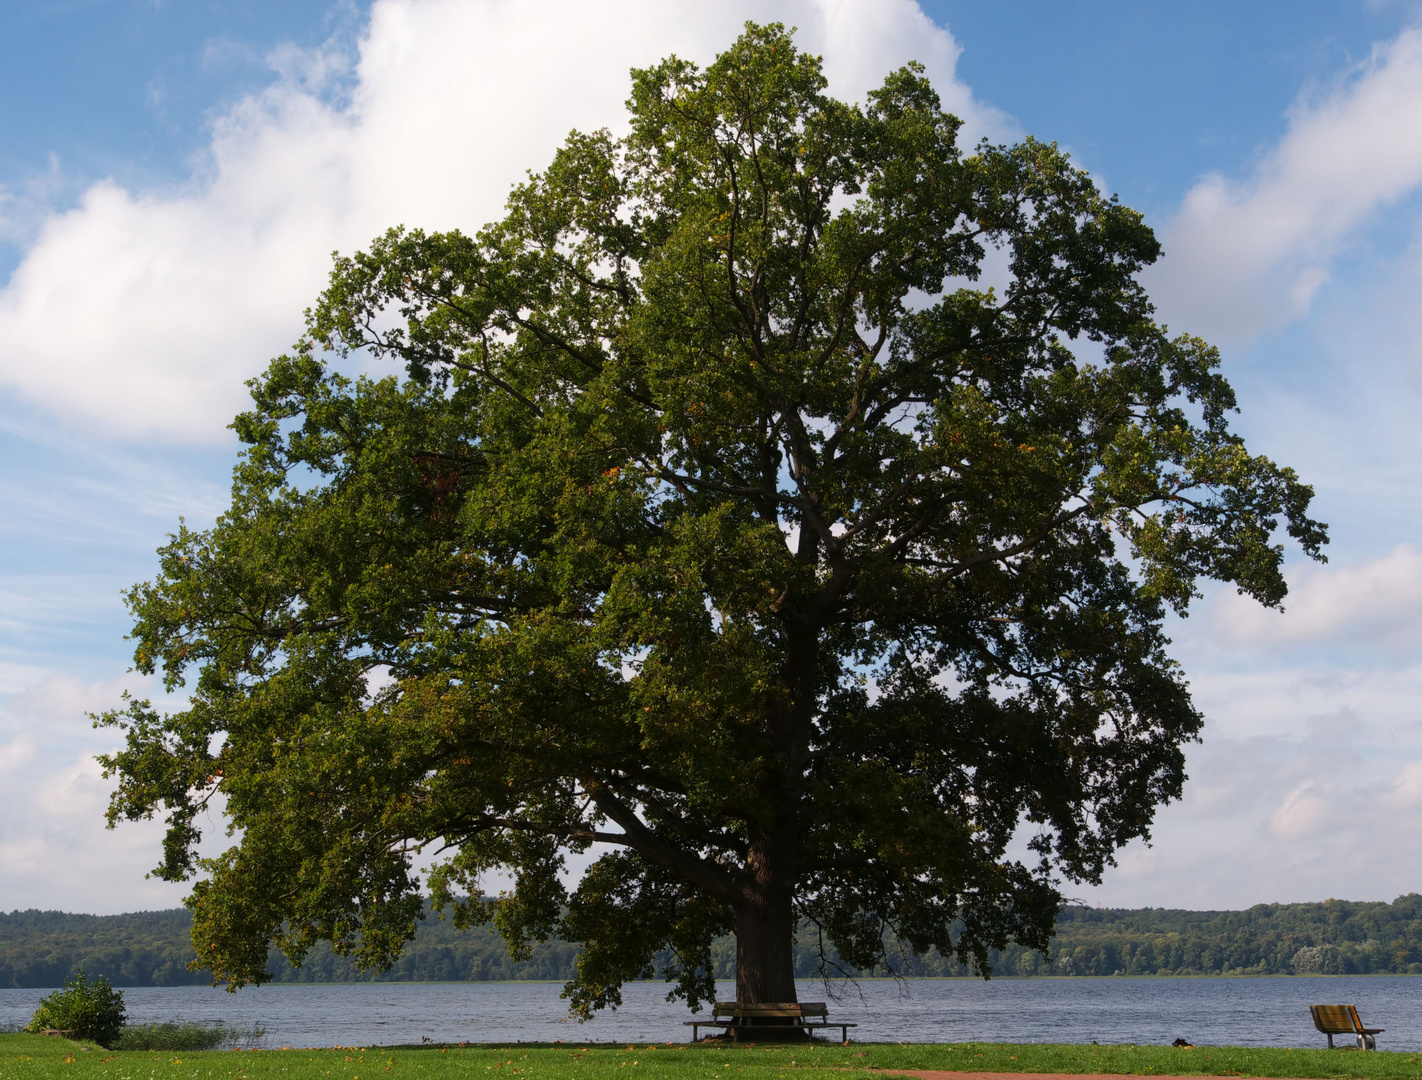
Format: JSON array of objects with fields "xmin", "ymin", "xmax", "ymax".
[
  {"xmin": 0, "ymin": 672, "xmax": 203, "ymax": 912},
  {"xmin": 1078, "ymin": 547, "xmax": 1422, "ymax": 907},
  {"xmin": 1208, "ymin": 543, "xmax": 1422, "ymax": 650},
  {"xmin": 1148, "ymin": 26, "xmax": 1422, "ymax": 342},
  {"xmin": 0, "ymin": 0, "xmax": 1001, "ymax": 443},
  {"xmin": 1084, "ymin": 703, "xmax": 1422, "ymax": 908}
]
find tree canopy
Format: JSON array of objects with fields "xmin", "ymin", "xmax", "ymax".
[{"xmin": 100, "ymin": 24, "xmax": 1325, "ymax": 1016}]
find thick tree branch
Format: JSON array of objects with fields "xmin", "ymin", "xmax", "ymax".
[
  {"xmin": 455, "ymin": 814, "xmax": 632, "ymax": 847},
  {"xmin": 584, "ymin": 781, "xmax": 742, "ymax": 902}
]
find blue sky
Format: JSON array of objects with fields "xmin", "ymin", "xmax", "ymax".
[{"xmin": 3, "ymin": 0, "xmax": 1422, "ymax": 915}]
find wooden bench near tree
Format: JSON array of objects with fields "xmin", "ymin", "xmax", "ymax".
[
  {"xmin": 686, "ymin": 1002, "xmax": 855, "ymax": 1043},
  {"xmin": 1310, "ymin": 1005, "xmax": 1384, "ymax": 1050}
]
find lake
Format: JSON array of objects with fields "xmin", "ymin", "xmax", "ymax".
[{"xmin": 4, "ymin": 977, "xmax": 1420, "ymax": 1049}]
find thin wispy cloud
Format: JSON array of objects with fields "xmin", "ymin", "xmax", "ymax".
[{"xmin": 1149, "ymin": 26, "xmax": 1422, "ymax": 342}]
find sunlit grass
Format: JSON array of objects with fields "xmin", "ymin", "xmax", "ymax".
[{"xmin": 5, "ymin": 1033, "xmax": 1422, "ymax": 1080}]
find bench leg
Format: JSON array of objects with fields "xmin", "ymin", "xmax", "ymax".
[{"xmin": 1326, "ymin": 1034, "xmax": 1333, "ymax": 1049}]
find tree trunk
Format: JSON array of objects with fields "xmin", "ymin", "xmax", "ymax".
[
  {"xmin": 732, "ymin": 874, "xmax": 804, "ymax": 1041},
  {"xmin": 731, "ymin": 611, "xmax": 811, "ymax": 1022},
  {"xmin": 735, "ymin": 832, "xmax": 798, "ymax": 1004},
  {"xmin": 734, "ymin": 886, "xmax": 797, "ymax": 1003}
]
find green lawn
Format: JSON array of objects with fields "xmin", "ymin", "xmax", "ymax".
[{"xmin": 5, "ymin": 1033, "xmax": 1422, "ymax": 1080}]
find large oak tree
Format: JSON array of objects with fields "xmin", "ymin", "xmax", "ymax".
[{"xmin": 101, "ymin": 25, "xmax": 1326, "ymax": 1016}]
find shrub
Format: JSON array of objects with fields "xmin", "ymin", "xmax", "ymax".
[
  {"xmin": 25, "ymin": 971, "xmax": 126, "ymax": 1047},
  {"xmin": 115, "ymin": 1022, "xmax": 262, "ymax": 1052},
  {"xmin": 1292, "ymin": 944, "xmax": 1347, "ymax": 975}
]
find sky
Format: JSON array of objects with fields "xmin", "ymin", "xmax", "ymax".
[{"xmin": 2, "ymin": 0, "xmax": 1422, "ymax": 916}]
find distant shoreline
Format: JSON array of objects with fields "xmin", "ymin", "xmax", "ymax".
[
  {"xmin": 6, "ymin": 972, "xmax": 1422, "ymax": 993},
  {"xmin": 6, "ymin": 896, "xmax": 1422, "ymax": 988}
]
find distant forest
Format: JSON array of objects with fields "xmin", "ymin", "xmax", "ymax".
[{"xmin": 6, "ymin": 895, "xmax": 1422, "ymax": 988}]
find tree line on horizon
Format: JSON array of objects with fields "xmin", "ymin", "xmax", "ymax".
[{"xmin": 4, "ymin": 895, "xmax": 1422, "ymax": 989}]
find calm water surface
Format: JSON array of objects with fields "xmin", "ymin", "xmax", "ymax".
[{"xmin": 4, "ymin": 978, "xmax": 1420, "ymax": 1049}]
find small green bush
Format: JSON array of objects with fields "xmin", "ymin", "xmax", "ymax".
[
  {"xmin": 114, "ymin": 1022, "xmax": 261, "ymax": 1051},
  {"xmin": 24, "ymin": 972, "xmax": 126, "ymax": 1047}
]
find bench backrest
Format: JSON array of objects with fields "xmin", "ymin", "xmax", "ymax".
[
  {"xmin": 711, "ymin": 1002, "xmax": 830, "ymax": 1020},
  {"xmin": 1310, "ymin": 1005, "xmax": 1363, "ymax": 1034}
]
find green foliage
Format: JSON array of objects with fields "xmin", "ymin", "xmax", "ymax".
[
  {"xmin": 1001, "ymin": 895, "xmax": 1422, "ymax": 977},
  {"xmin": 0, "ymin": 904, "xmax": 576, "ymax": 987},
  {"xmin": 97, "ymin": 24, "xmax": 1324, "ymax": 1016},
  {"xmin": 23, "ymin": 972, "xmax": 125, "ymax": 1047},
  {"xmin": 0, "ymin": 909, "xmax": 210, "ymax": 988},
  {"xmin": 10, "ymin": 895, "xmax": 1422, "ymax": 987},
  {"xmin": 815, "ymin": 893, "xmax": 1422, "ymax": 978},
  {"xmin": 113, "ymin": 1023, "xmax": 261, "ymax": 1051}
]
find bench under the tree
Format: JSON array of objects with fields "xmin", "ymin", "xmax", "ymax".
[{"xmin": 685, "ymin": 1002, "xmax": 856, "ymax": 1043}]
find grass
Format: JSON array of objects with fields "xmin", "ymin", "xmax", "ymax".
[
  {"xmin": 5, "ymin": 1033, "xmax": 1422, "ymax": 1080},
  {"xmin": 113, "ymin": 1025, "xmax": 265, "ymax": 1052}
]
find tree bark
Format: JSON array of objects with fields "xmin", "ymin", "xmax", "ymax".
[{"xmin": 735, "ymin": 835, "xmax": 798, "ymax": 1004}]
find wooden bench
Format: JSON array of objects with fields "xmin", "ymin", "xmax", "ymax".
[
  {"xmin": 685, "ymin": 1002, "xmax": 856, "ymax": 1043},
  {"xmin": 1310, "ymin": 1004, "xmax": 1384, "ymax": 1050}
]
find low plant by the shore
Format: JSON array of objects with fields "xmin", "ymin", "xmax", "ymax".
[
  {"xmin": 6, "ymin": 1032, "xmax": 1422, "ymax": 1080},
  {"xmin": 22, "ymin": 973, "xmax": 124, "ymax": 1047},
  {"xmin": 113, "ymin": 1022, "xmax": 265, "ymax": 1052}
]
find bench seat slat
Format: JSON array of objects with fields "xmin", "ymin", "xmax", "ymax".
[
  {"xmin": 730, "ymin": 1009, "xmax": 805, "ymax": 1018},
  {"xmin": 713, "ymin": 1003, "xmax": 831, "ymax": 1018},
  {"xmin": 683, "ymin": 1020, "xmax": 858, "ymax": 1027}
]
